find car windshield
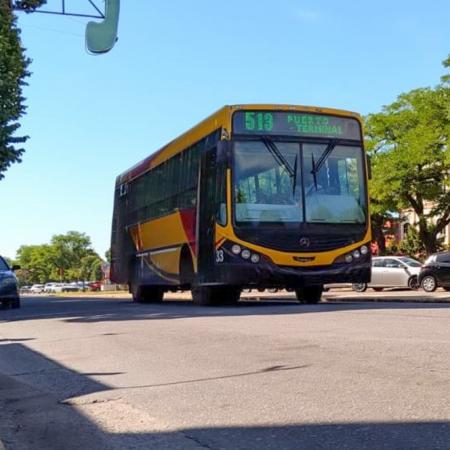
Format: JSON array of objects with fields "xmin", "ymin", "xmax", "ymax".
[
  {"xmin": 232, "ymin": 140, "xmax": 367, "ymax": 225},
  {"xmin": 398, "ymin": 257, "xmax": 422, "ymax": 267},
  {"xmin": 0, "ymin": 257, "xmax": 9, "ymax": 271}
]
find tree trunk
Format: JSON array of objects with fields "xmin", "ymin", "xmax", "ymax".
[
  {"xmin": 371, "ymin": 214, "xmax": 386, "ymax": 255},
  {"xmin": 418, "ymin": 220, "xmax": 438, "ymax": 256}
]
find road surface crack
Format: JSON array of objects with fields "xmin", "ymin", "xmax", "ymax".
[
  {"xmin": 181, "ymin": 431, "xmax": 212, "ymax": 449},
  {"xmin": 61, "ymin": 396, "xmax": 122, "ymax": 406}
]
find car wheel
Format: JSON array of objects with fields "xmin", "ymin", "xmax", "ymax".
[
  {"xmin": 372, "ymin": 287, "xmax": 384, "ymax": 292},
  {"xmin": 408, "ymin": 276, "xmax": 418, "ymax": 290},
  {"xmin": 421, "ymin": 275, "xmax": 437, "ymax": 292},
  {"xmin": 352, "ymin": 283, "xmax": 367, "ymax": 292}
]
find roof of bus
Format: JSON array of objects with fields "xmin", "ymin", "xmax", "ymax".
[{"xmin": 116, "ymin": 104, "xmax": 362, "ymax": 186}]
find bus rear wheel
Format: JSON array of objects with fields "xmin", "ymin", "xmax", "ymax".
[
  {"xmin": 131, "ymin": 285, "xmax": 164, "ymax": 303},
  {"xmin": 192, "ymin": 286, "xmax": 240, "ymax": 306},
  {"xmin": 295, "ymin": 286, "xmax": 323, "ymax": 304}
]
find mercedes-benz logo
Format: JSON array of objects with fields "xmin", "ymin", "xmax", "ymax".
[{"xmin": 299, "ymin": 237, "xmax": 311, "ymax": 248}]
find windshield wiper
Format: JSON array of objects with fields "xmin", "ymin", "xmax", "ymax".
[
  {"xmin": 292, "ymin": 153, "xmax": 298, "ymax": 195},
  {"xmin": 311, "ymin": 153, "xmax": 318, "ymax": 191},
  {"xmin": 310, "ymin": 141, "xmax": 337, "ymax": 176},
  {"xmin": 260, "ymin": 136, "xmax": 295, "ymax": 178}
]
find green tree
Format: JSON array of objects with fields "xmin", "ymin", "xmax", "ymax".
[
  {"xmin": 50, "ymin": 231, "xmax": 96, "ymax": 281},
  {"xmin": 364, "ymin": 120, "xmax": 401, "ymax": 255},
  {"xmin": 80, "ymin": 254, "xmax": 104, "ymax": 281},
  {"xmin": 15, "ymin": 232, "xmax": 103, "ymax": 283},
  {"xmin": 441, "ymin": 54, "xmax": 450, "ymax": 84},
  {"xmin": 399, "ymin": 227, "xmax": 426, "ymax": 257},
  {"xmin": 0, "ymin": 0, "xmax": 45, "ymax": 180},
  {"xmin": 16, "ymin": 244, "xmax": 54, "ymax": 283},
  {"xmin": 366, "ymin": 64, "xmax": 450, "ymax": 255}
]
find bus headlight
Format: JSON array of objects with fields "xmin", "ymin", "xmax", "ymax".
[
  {"xmin": 352, "ymin": 250, "xmax": 361, "ymax": 259},
  {"xmin": 231, "ymin": 244, "xmax": 241, "ymax": 255},
  {"xmin": 345, "ymin": 254, "xmax": 353, "ymax": 263},
  {"xmin": 241, "ymin": 249, "xmax": 251, "ymax": 259},
  {"xmin": 250, "ymin": 253, "xmax": 260, "ymax": 263},
  {"xmin": 360, "ymin": 245, "xmax": 369, "ymax": 255}
]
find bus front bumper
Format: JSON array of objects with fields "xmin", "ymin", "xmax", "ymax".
[{"xmin": 213, "ymin": 259, "xmax": 371, "ymax": 288}]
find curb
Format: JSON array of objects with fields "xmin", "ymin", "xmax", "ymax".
[{"xmin": 325, "ymin": 297, "xmax": 450, "ymax": 304}]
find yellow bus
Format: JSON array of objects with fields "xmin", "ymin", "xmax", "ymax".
[{"xmin": 111, "ymin": 105, "xmax": 371, "ymax": 305}]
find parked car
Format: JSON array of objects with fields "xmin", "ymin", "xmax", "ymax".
[
  {"xmin": 44, "ymin": 282, "xmax": 59, "ymax": 293},
  {"xmin": 20, "ymin": 285, "xmax": 31, "ymax": 294},
  {"xmin": 418, "ymin": 252, "xmax": 450, "ymax": 292},
  {"xmin": 88, "ymin": 281, "xmax": 102, "ymax": 291},
  {"xmin": 352, "ymin": 256, "xmax": 422, "ymax": 292},
  {"xmin": 61, "ymin": 283, "xmax": 80, "ymax": 292},
  {"xmin": 0, "ymin": 256, "xmax": 20, "ymax": 309},
  {"xmin": 30, "ymin": 284, "xmax": 45, "ymax": 294}
]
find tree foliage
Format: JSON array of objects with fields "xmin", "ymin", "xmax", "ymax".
[
  {"xmin": 16, "ymin": 231, "xmax": 104, "ymax": 284},
  {"xmin": 0, "ymin": 0, "xmax": 45, "ymax": 180},
  {"xmin": 398, "ymin": 227, "xmax": 425, "ymax": 257},
  {"xmin": 365, "ymin": 61, "xmax": 450, "ymax": 255}
]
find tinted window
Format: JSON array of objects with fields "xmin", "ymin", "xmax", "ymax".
[
  {"xmin": 124, "ymin": 129, "xmax": 219, "ymax": 225},
  {"xmin": 0, "ymin": 257, "xmax": 9, "ymax": 271},
  {"xmin": 436, "ymin": 253, "xmax": 450, "ymax": 263},
  {"xmin": 385, "ymin": 259, "xmax": 403, "ymax": 268},
  {"xmin": 372, "ymin": 259, "xmax": 385, "ymax": 267},
  {"xmin": 398, "ymin": 257, "xmax": 422, "ymax": 267}
]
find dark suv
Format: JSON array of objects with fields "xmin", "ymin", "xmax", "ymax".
[
  {"xmin": 418, "ymin": 252, "xmax": 450, "ymax": 292},
  {"xmin": 0, "ymin": 256, "xmax": 20, "ymax": 309}
]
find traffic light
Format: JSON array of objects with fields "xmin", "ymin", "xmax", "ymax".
[{"xmin": 85, "ymin": 0, "xmax": 120, "ymax": 54}]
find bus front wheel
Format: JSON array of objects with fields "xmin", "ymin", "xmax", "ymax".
[
  {"xmin": 295, "ymin": 286, "xmax": 323, "ymax": 304},
  {"xmin": 131, "ymin": 285, "xmax": 164, "ymax": 303}
]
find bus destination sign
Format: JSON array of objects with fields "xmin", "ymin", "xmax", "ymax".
[{"xmin": 232, "ymin": 111, "xmax": 361, "ymax": 140}]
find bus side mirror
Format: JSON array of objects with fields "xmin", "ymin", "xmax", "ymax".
[
  {"xmin": 366, "ymin": 155, "xmax": 372, "ymax": 180},
  {"xmin": 217, "ymin": 141, "xmax": 230, "ymax": 164}
]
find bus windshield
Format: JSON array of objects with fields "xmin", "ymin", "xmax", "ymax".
[{"xmin": 233, "ymin": 140, "xmax": 367, "ymax": 225}]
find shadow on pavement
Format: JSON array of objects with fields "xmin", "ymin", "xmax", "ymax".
[
  {"xmin": 0, "ymin": 342, "xmax": 449, "ymax": 450},
  {"xmin": 0, "ymin": 295, "xmax": 449, "ymax": 324}
]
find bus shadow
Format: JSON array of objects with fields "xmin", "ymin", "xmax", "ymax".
[
  {"xmin": 1, "ymin": 343, "xmax": 450, "ymax": 449},
  {"xmin": 2, "ymin": 295, "xmax": 449, "ymax": 324}
]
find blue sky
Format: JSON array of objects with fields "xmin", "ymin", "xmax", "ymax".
[{"xmin": 1, "ymin": 0, "xmax": 449, "ymax": 259}]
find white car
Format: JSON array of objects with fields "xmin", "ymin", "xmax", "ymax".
[
  {"xmin": 44, "ymin": 282, "xmax": 60, "ymax": 293},
  {"xmin": 352, "ymin": 256, "xmax": 422, "ymax": 292},
  {"xmin": 30, "ymin": 284, "xmax": 45, "ymax": 294}
]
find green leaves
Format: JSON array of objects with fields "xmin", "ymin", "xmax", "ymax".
[
  {"xmin": 16, "ymin": 231, "xmax": 104, "ymax": 284},
  {"xmin": 0, "ymin": 2, "xmax": 28, "ymax": 179},
  {"xmin": 0, "ymin": 0, "xmax": 45, "ymax": 179},
  {"xmin": 365, "ymin": 64, "xmax": 450, "ymax": 254},
  {"xmin": 441, "ymin": 54, "xmax": 450, "ymax": 84}
]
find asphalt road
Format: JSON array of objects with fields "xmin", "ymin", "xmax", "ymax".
[{"xmin": 1, "ymin": 294, "xmax": 450, "ymax": 449}]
